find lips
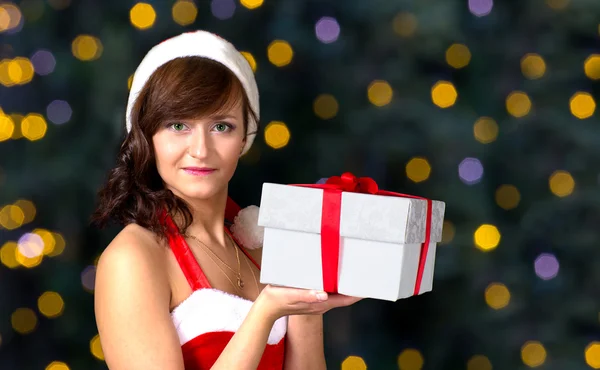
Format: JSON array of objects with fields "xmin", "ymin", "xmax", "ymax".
[{"xmin": 182, "ymin": 167, "xmax": 217, "ymax": 176}]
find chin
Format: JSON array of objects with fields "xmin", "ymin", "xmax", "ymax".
[{"xmin": 178, "ymin": 184, "xmax": 225, "ymax": 201}]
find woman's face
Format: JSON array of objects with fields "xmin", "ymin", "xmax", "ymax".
[{"xmin": 152, "ymin": 100, "xmax": 246, "ymax": 202}]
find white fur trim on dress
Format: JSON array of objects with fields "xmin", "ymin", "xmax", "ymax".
[
  {"xmin": 126, "ymin": 30, "xmax": 259, "ymax": 155},
  {"xmin": 230, "ymin": 205, "xmax": 264, "ymax": 250},
  {"xmin": 171, "ymin": 289, "xmax": 287, "ymax": 346}
]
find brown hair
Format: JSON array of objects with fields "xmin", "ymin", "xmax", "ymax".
[{"xmin": 92, "ymin": 56, "xmax": 258, "ymax": 237}]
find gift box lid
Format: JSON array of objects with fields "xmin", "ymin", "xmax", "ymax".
[{"xmin": 257, "ymin": 183, "xmax": 446, "ymax": 244}]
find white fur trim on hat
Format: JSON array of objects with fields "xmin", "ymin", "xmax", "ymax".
[
  {"xmin": 230, "ymin": 205, "xmax": 264, "ymax": 250},
  {"xmin": 125, "ymin": 30, "xmax": 259, "ymax": 155}
]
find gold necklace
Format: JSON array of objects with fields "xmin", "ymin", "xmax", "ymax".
[{"xmin": 186, "ymin": 234, "xmax": 244, "ymax": 290}]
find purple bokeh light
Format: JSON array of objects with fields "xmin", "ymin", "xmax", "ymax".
[
  {"xmin": 458, "ymin": 157, "xmax": 484, "ymax": 185},
  {"xmin": 534, "ymin": 253, "xmax": 559, "ymax": 280},
  {"xmin": 18, "ymin": 233, "xmax": 44, "ymax": 258},
  {"xmin": 211, "ymin": 0, "xmax": 235, "ymax": 20},
  {"xmin": 46, "ymin": 100, "xmax": 72, "ymax": 125},
  {"xmin": 31, "ymin": 50, "xmax": 56, "ymax": 76},
  {"xmin": 81, "ymin": 265, "xmax": 97, "ymax": 291},
  {"xmin": 315, "ymin": 17, "xmax": 340, "ymax": 44},
  {"xmin": 469, "ymin": 0, "xmax": 493, "ymax": 17}
]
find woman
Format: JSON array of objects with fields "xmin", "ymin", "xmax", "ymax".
[{"xmin": 92, "ymin": 30, "xmax": 362, "ymax": 370}]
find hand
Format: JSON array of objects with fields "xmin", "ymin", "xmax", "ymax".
[{"xmin": 255, "ymin": 284, "xmax": 364, "ymax": 321}]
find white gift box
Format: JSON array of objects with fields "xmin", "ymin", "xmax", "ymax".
[{"xmin": 257, "ymin": 182, "xmax": 446, "ymax": 301}]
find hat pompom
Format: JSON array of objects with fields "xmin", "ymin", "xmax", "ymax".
[{"xmin": 230, "ymin": 205, "xmax": 264, "ymax": 250}]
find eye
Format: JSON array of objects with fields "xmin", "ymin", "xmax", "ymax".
[
  {"xmin": 213, "ymin": 122, "xmax": 233, "ymax": 132},
  {"xmin": 168, "ymin": 122, "xmax": 187, "ymax": 131}
]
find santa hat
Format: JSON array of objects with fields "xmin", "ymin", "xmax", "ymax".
[{"xmin": 127, "ymin": 30, "xmax": 264, "ymax": 249}]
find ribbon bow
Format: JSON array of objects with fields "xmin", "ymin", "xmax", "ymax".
[{"xmin": 325, "ymin": 172, "xmax": 379, "ymax": 194}]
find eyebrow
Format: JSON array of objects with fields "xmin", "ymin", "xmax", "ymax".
[{"xmin": 209, "ymin": 114, "xmax": 238, "ymax": 120}]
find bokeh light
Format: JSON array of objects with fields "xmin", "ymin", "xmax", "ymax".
[
  {"xmin": 458, "ymin": 157, "xmax": 483, "ymax": 185},
  {"xmin": 0, "ymin": 3, "xmax": 23, "ymax": 33},
  {"xmin": 82, "ymin": 265, "xmax": 97, "ymax": 292},
  {"xmin": 21, "ymin": 113, "xmax": 47, "ymax": 141},
  {"xmin": 585, "ymin": 342, "xmax": 600, "ymax": 369},
  {"xmin": 506, "ymin": 91, "xmax": 532, "ymax": 118},
  {"xmin": 1, "ymin": 241, "xmax": 19, "ymax": 268},
  {"xmin": 534, "ymin": 253, "xmax": 559, "ymax": 280},
  {"xmin": 485, "ymin": 282, "xmax": 510, "ymax": 309},
  {"xmin": 431, "ymin": 81, "xmax": 457, "ymax": 108},
  {"xmin": 0, "ymin": 114, "xmax": 15, "ymax": 141},
  {"xmin": 313, "ymin": 94, "xmax": 339, "ymax": 119},
  {"xmin": 72, "ymin": 35, "xmax": 103, "ymax": 61},
  {"xmin": 584, "ymin": 55, "xmax": 600, "ymax": 80},
  {"xmin": 31, "ymin": 50, "xmax": 56, "ymax": 75},
  {"xmin": 211, "ymin": 0, "xmax": 236, "ymax": 20},
  {"xmin": 267, "ymin": 40, "xmax": 293, "ymax": 67},
  {"xmin": 521, "ymin": 341, "xmax": 546, "ymax": 367},
  {"xmin": 405, "ymin": 157, "xmax": 431, "ymax": 183},
  {"xmin": 264, "ymin": 121, "xmax": 290, "ymax": 149},
  {"xmin": 130, "ymin": 3, "xmax": 156, "ymax": 30},
  {"xmin": 341, "ymin": 355, "xmax": 367, "ymax": 370},
  {"xmin": 495, "ymin": 184, "xmax": 520, "ymax": 210},
  {"xmin": 368, "ymin": 80, "xmax": 393, "ymax": 107},
  {"xmin": 34, "ymin": 228, "xmax": 56, "ymax": 255},
  {"xmin": 172, "ymin": 0, "xmax": 197, "ymax": 26},
  {"xmin": 474, "ymin": 224, "xmax": 501, "ymax": 251},
  {"xmin": 441, "ymin": 221, "xmax": 455, "ymax": 245},
  {"xmin": 549, "ymin": 170, "xmax": 575, "ymax": 197},
  {"xmin": 38, "ymin": 291, "xmax": 65, "ymax": 318},
  {"xmin": 47, "ymin": 232, "xmax": 66, "ymax": 257},
  {"xmin": 10, "ymin": 113, "xmax": 23, "ymax": 138},
  {"xmin": 240, "ymin": 51, "xmax": 257, "ymax": 72},
  {"xmin": 8, "ymin": 57, "xmax": 34, "ymax": 85},
  {"xmin": 467, "ymin": 355, "xmax": 492, "ymax": 370},
  {"xmin": 128, "ymin": 74, "xmax": 134, "ymax": 90},
  {"xmin": 473, "ymin": 117, "xmax": 498, "ymax": 144},
  {"xmin": 445, "ymin": 44, "xmax": 471, "ymax": 69},
  {"xmin": 397, "ymin": 348, "xmax": 424, "ymax": 370},
  {"xmin": 521, "ymin": 54, "xmax": 546, "ymax": 79},
  {"xmin": 14, "ymin": 199, "xmax": 35, "ymax": 223},
  {"xmin": 240, "ymin": 0, "xmax": 263, "ymax": 9},
  {"xmin": 315, "ymin": 17, "xmax": 340, "ymax": 44},
  {"xmin": 392, "ymin": 12, "xmax": 417, "ymax": 38},
  {"xmin": 46, "ymin": 362, "xmax": 70, "ymax": 370},
  {"xmin": 47, "ymin": 100, "xmax": 72, "ymax": 125},
  {"xmin": 90, "ymin": 334, "xmax": 104, "ymax": 360},
  {"xmin": 569, "ymin": 92, "xmax": 596, "ymax": 119},
  {"xmin": 0, "ymin": 204, "xmax": 25, "ymax": 230},
  {"xmin": 469, "ymin": 0, "xmax": 493, "ymax": 17},
  {"xmin": 18, "ymin": 232, "xmax": 44, "ymax": 259},
  {"xmin": 11, "ymin": 308, "xmax": 37, "ymax": 334}
]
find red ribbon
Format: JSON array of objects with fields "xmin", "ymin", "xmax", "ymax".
[{"xmin": 292, "ymin": 172, "xmax": 432, "ymax": 296}]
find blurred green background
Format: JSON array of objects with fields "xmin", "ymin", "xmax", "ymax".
[{"xmin": 1, "ymin": 0, "xmax": 600, "ymax": 369}]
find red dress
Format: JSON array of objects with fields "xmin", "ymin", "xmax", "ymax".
[{"xmin": 163, "ymin": 209, "xmax": 287, "ymax": 370}]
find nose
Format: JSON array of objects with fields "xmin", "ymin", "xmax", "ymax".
[{"xmin": 187, "ymin": 128, "xmax": 211, "ymax": 159}]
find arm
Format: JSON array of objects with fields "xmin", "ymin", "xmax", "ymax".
[{"xmin": 283, "ymin": 315, "xmax": 327, "ymax": 370}]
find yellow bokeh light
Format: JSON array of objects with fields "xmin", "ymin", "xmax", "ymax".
[
  {"xmin": 0, "ymin": 6, "xmax": 9, "ymax": 32},
  {"xmin": 368, "ymin": 80, "xmax": 393, "ymax": 107},
  {"xmin": 398, "ymin": 348, "xmax": 424, "ymax": 370},
  {"xmin": 584, "ymin": 55, "xmax": 600, "ymax": 80},
  {"xmin": 1, "ymin": 241, "xmax": 19, "ymax": 268},
  {"xmin": 0, "ymin": 59, "xmax": 16, "ymax": 87},
  {"xmin": 11, "ymin": 307, "xmax": 37, "ymax": 334},
  {"xmin": 392, "ymin": 12, "xmax": 418, "ymax": 38},
  {"xmin": 14, "ymin": 199, "xmax": 36, "ymax": 223},
  {"xmin": 34, "ymin": 229, "xmax": 56, "ymax": 255},
  {"xmin": 10, "ymin": 113, "xmax": 23, "ymax": 138},
  {"xmin": 7, "ymin": 59, "xmax": 22, "ymax": 84},
  {"xmin": 495, "ymin": 184, "xmax": 520, "ymax": 210},
  {"xmin": 47, "ymin": 232, "xmax": 66, "ymax": 257},
  {"xmin": 0, "ymin": 3, "xmax": 22, "ymax": 32},
  {"xmin": 72, "ymin": 35, "xmax": 103, "ymax": 61},
  {"xmin": 21, "ymin": 113, "xmax": 47, "ymax": 141},
  {"xmin": 521, "ymin": 54, "xmax": 546, "ymax": 79},
  {"xmin": 474, "ymin": 224, "xmax": 500, "ymax": 251},
  {"xmin": 445, "ymin": 44, "xmax": 471, "ymax": 69},
  {"xmin": 38, "ymin": 291, "xmax": 65, "ymax": 318},
  {"xmin": 549, "ymin": 170, "xmax": 574, "ymax": 197},
  {"xmin": 506, "ymin": 91, "xmax": 531, "ymax": 118},
  {"xmin": 240, "ymin": 51, "xmax": 257, "ymax": 72},
  {"xmin": 267, "ymin": 40, "xmax": 293, "ymax": 67},
  {"xmin": 485, "ymin": 282, "xmax": 510, "ymax": 309},
  {"xmin": 172, "ymin": 0, "xmax": 197, "ymax": 26},
  {"xmin": 473, "ymin": 117, "xmax": 498, "ymax": 144},
  {"xmin": 569, "ymin": 92, "xmax": 596, "ymax": 119},
  {"xmin": 46, "ymin": 361, "xmax": 70, "ymax": 370},
  {"xmin": 405, "ymin": 157, "xmax": 431, "ymax": 183},
  {"xmin": 585, "ymin": 342, "xmax": 600, "ymax": 369},
  {"xmin": 467, "ymin": 355, "xmax": 492, "ymax": 370},
  {"xmin": 546, "ymin": 0, "xmax": 569, "ymax": 10},
  {"xmin": 431, "ymin": 81, "xmax": 457, "ymax": 108},
  {"xmin": 128, "ymin": 74, "xmax": 134, "ymax": 90},
  {"xmin": 341, "ymin": 355, "xmax": 367, "ymax": 370},
  {"xmin": 0, "ymin": 114, "xmax": 14, "ymax": 141},
  {"xmin": 264, "ymin": 121, "xmax": 290, "ymax": 149},
  {"xmin": 441, "ymin": 221, "xmax": 455, "ymax": 245},
  {"xmin": 16, "ymin": 246, "xmax": 43, "ymax": 268},
  {"xmin": 0, "ymin": 204, "xmax": 25, "ymax": 230},
  {"xmin": 240, "ymin": 0, "xmax": 264, "ymax": 9},
  {"xmin": 90, "ymin": 334, "xmax": 105, "ymax": 360},
  {"xmin": 313, "ymin": 94, "xmax": 339, "ymax": 119},
  {"xmin": 130, "ymin": 2, "xmax": 156, "ymax": 30},
  {"xmin": 13, "ymin": 57, "xmax": 34, "ymax": 84},
  {"xmin": 521, "ymin": 341, "xmax": 546, "ymax": 367}
]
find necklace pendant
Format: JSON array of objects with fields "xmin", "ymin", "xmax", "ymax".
[{"xmin": 237, "ymin": 277, "xmax": 244, "ymax": 289}]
